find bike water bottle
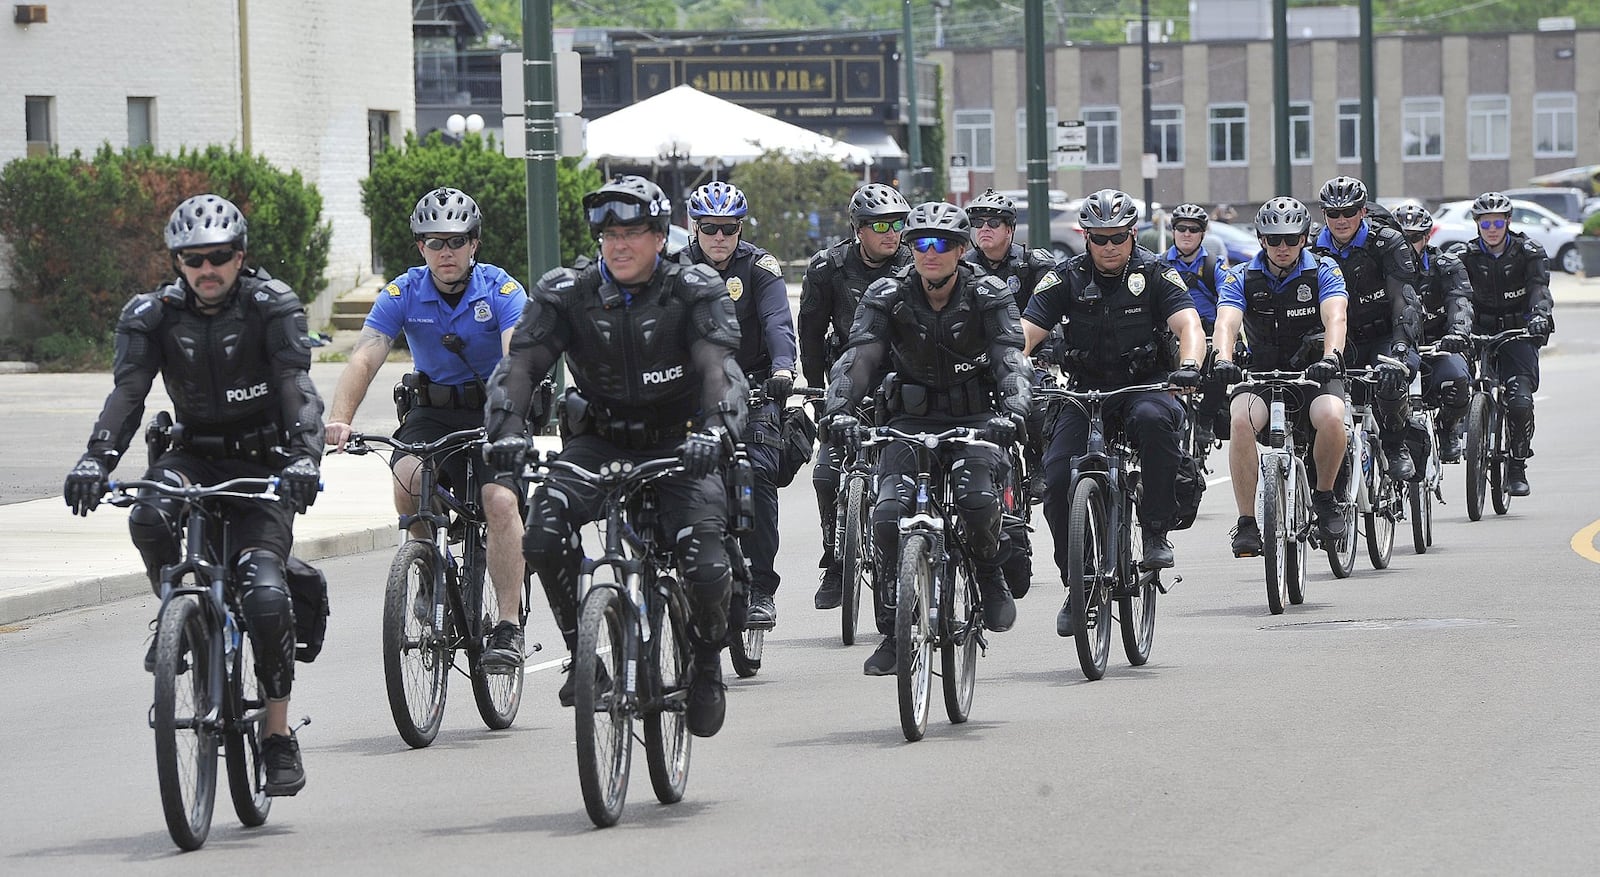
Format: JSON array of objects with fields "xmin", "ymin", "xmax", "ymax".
[
  {"xmin": 1269, "ymin": 400, "xmax": 1286, "ymax": 447},
  {"xmin": 731, "ymin": 452, "xmax": 756, "ymax": 535},
  {"xmin": 224, "ymin": 614, "xmax": 239, "ymax": 656}
]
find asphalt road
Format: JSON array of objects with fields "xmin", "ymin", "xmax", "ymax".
[{"xmin": 2, "ymin": 318, "xmax": 1599, "ymax": 872}]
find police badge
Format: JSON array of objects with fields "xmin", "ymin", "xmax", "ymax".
[
  {"xmin": 1296, "ymin": 284, "xmax": 1313, "ymax": 302},
  {"xmin": 1128, "ymin": 273, "xmax": 1146, "ymax": 295},
  {"xmin": 474, "ymin": 301, "xmax": 493, "ymax": 322},
  {"xmin": 727, "ymin": 276, "xmax": 745, "ymax": 301}
]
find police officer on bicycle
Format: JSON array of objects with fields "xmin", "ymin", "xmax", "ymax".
[
  {"xmin": 323, "ymin": 187, "xmax": 530, "ymax": 671},
  {"xmin": 481, "ymin": 175, "xmax": 747, "ymax": 738},
  {"xmin": 1311, "ymin": 176, "xmax": 1423, "ymax": 481},
  {"xmin": 676, "ymin": 181, "xmax": 797, "ymax": 627},
  {"xmin": 820, "ymin": 201, "xmax": 1032, "ymax": 676},
  {"xmin": 64, "ymin": 193, "xmax": 325, "ymax": 796},
  {"xmin": 1160, "ymin": 202, "xmax": 1231, "ymax": 452},
  {"xmin": 1450, "ymin": 191, "xmax": 1554, "ymax": 496},
  {"xmin": 799, "ymin": 183, "xmax": 913, "ymax": 611},
  {"xmin": 1212, "ymin": 197, "xmax": 1350, "ymax": 556},
  {"xmin": 1021, "ymin": 189, "xmax": 1205, "ymax": 634},
  {"xmin": 1392, "ymin": 201, "xmax": 1474, "ymax": 464}
]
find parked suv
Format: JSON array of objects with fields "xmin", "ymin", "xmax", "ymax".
[{"xmin": 1504, "ymin": 187, "xmax": 1597, "ymax": 223}]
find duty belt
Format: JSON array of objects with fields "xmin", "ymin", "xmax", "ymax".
[
  {"xmin": 411, "ymin": 381, "xmax": 487, "ymax": 410},
  {"xmin": 172, "ymin": 422, "xmax": 282, "ymax": 462},
  {"xmin": 590, "ymin": 417, "xmax": 687, "ymax": 451}
]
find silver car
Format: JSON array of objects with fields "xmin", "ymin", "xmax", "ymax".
[{"xmin": 1430, "ymin": 199, "xmax": 1584, "ymax": 275}]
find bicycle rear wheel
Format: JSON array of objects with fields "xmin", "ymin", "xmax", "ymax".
[
  {"xmin": 575, "ymin": 585, "xmax": 633, "ymax": 828},
  {"xmin": 840, "ymin": 474, "xmax": 870, "ymax": 646},
  {"xmin": 1262, "ymin": 461, "xmax": 1287, "ymax": 615},
  {"xmin": 1364, "ymin": 465, "xmax": 1395, "ymax": 570},
  {"xmin": 940, "ymin": 562, "xmax": 977, "ymax": 724},
  {"xmin": 1327, "ymin": 447, "xmax": 1359, "ymax": 579},
  {"xmin": 382, "ymin": 540, "xmax": 449, "ymax": 748},
  {"xmin": 1489, "ymin": 403, "xmax": 1511, "ymax": 516},
  {"xmin": 470, "ymin": 550, "xmax": 525, "ymax": 730},
  {"xmin": 1286, "ymin": 470, "xmax": 1309, "ymax": 605},
  {"xmin": 895, "ymin": 533, "xmax": 934, "ymax": 742},
  {"xmin": 223, "ymin": 624, "xmax": 270, "ymax": 828},
  {"xmin": 1465, "ymin": 393, "xmax": 1490, "ymax": 522},
  {"xmin": 153, "ymin": 595, "xmax": 218, "ymax": 851},
  {"xmin": 1409, "ymin": 481, "xmax": 1429, "ymax": 554},
  {"xmin": 645, "ymin": 586, "xmax": 692, "ymax": 805},
  {"xmin": 728, "ymin": 626, "xmax": 764, "ymax": 679},
  {"xmin": 1067, "ymin": 479, "xmax": 1112, "ymax": 680}
]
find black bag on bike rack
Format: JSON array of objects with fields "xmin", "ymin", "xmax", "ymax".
[
  {"xmin": 1170, "ymin": 451, "xmax": 1207, "ymax": 531},
  {"xmin": 774, "ymin": 404, "xmax": 819, "ymax": 488},
  {"xmin": 285, "ymin": 557, "xmax": 330, "ymax": 662}
]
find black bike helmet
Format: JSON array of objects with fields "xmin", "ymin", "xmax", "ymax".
[
  {"xmin": 583, "ymin": 175, "xmax": 671, "ymax": 233},
  {"xmin": 966, "ymin": 188, "xmax": 1017, "ymax": 223},
  {"xmin": 1391, "ymin": 201, "xmax": 1434, "ymax": 236},
  {"xmin": 848, "ymin": 183, "xmax": 911, "ymax": 223},
  {"xmin": 1078, "ymin": 188, "xmax": 1140, "ymax": 229},
  {"xmin": 164, "ymin": 194, "xmax": 248, "ymax": 252},
  {"xmin": 1469, "ymin": 191, "xmax": 1514, "ymax": 217},
  {"xmin": 902, "ymin": 201, "xmax": 971, "ymax": 242},
  {"xmin": 409, "ymin": 187, "xmax": 482, "ymax": 237},
  {"xmin": 1254, "ymin": 197, "xmax": 1312, "ymax": 236},
  {"xmin": 1318, "ymin": 175, "xmax": 1369, "ymax": 209},
  {"xmin": 1169, "ymin": 203, "xmax": 1209, "ymax": 229}
]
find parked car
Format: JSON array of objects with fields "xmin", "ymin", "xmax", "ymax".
[
  {"xmin": 1203, "ymin": 220, "xmax": 1262, "ymax": 264},
  {"xmin": 1504, "ymin": 187, "xmax": 1593, "ymax": 223},
  {"xmin": 1430, "ymin": 199, "xmax": 1584, "ymax": 274},
  {"xmin": 1013, "ymin": 202, "xmax": 1085, "ymax": 262},
  {"xmin": 666, "ymin": 224, "xmax": 690, "ymax": 256}
]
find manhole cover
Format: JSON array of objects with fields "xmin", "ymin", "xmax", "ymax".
[{"xmin": 1261, "ymin": 617, "xmax": 1507, "ymax": 631}]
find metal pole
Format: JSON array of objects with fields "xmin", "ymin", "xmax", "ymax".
[
  {"xmin": 1272, "ymin": 0, "xmax": 1291, "ymax": 195},
  {"xmin": 1140, "ymin": 0, "xmax": 1155, "ymax": 214},
  {"xmin": 523, "ymin": 0, "xmax": 560, "ymax": 284},
  {"xmin": 902, "ymin": 0, "xmax": 922, "ymax": 194},
  {"xmin": 1024, "ymin": 0, "xmax": 1049, "ymax": 249},
  {"xmin": 1359, "ymin": 0, "xmax": 1377, "ymax": 192}
]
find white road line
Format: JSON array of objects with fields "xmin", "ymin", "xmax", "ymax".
[{"xmin": 1206, "ymin": 475, "xmax": 1232, "ymax": 487}]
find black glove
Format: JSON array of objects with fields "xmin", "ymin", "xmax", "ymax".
[
  {"xmin": 1168, "ymin": 364, "xmax": 1204, "ymax": 389},
  {"xmin": 824, "ymin": 413, "xmax": 862, "ymax": 452},
  {"xmin": 278, "ymin": 457, "xmax": 321, "ymax": 514},
  {"xmin": 485, "ymin": 435, "xmax": 529, "ymax": 472},
  {"xmin": 1526, "ymin": 315, "xmax": 1551, "ymax": 345},
  {"xmin": 763, "ymin": 371, "xmax": 794, "ymax": 404},
  {"xmin": 1305, "ymin": 354, "xmax": 1342, "ymax": 384},
  {"xmin": 1211, "ymin": 359, "xmax": 1243, "ymax": 387},
  {"xmin": 1375, "ymin": 359, "xmax": 1408, "ymax": 398},
  {"xmin": 1059, "ymin": 347, "xmax": 1092, "ymax": 371},
  {"xmin": 680, "ymin": 429, "xmax": 726, "ymax": 479},
  {"xmin": 1438, "ymin": 334, "xmax": 1468, "ymax": 354},
  {"xmin": 63, "ymin": 455, "xmax": 108, "ymax": 517},
  {"xmin": 985, "ymin": 414, "xmax": 1022, "ymax": 447}
]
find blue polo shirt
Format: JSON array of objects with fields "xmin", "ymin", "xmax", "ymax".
[
  {"xmin": 1217, "ymin": 249, "xmax": 1347, "ymax": 312},
  {"xmin": 1313, "ymin": 220, "xmax": 1370, "ymax": 259},
  {"xmin": 1162, "ymin": 244, "xmax": 1229, "ymax": 323},
  {"xmin": 365, "ymin": 262, "xmax": 527, "ymax": 385}
]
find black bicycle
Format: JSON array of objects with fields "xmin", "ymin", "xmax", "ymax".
[
  {"xmin": 802, "ymin": 388, "xmax": 878, "ymax": 647},
  {"xmin": 106, "ymin": 476, "xmax": 298, "ymax": 851},
  {"xmin": 346, "ymin": 429, "xmax": 534, "ymax": 748},
  {"xmin": 1035, "ymin": 383, "xmax": 1179, "ymax": 680},
  {"xmin": 1464, "ymin": 329, "xmax": 1530, "ymax": 521}
]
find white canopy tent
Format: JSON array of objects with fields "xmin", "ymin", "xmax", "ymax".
[{"xmin": 583, "ymin": 84, "xmax": 875, "ymax": 169}]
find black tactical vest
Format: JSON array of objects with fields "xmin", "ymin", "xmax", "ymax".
[
  {"xmin": 822, "ymin": 241, "xmax": 911, "ymax": 350},
  {"xmin": 561, "ymin": 262, "xmax": 703, "ymax": 425},
  {"xmin": 151, "ymin": 272, "xmax": 297, "ymax": 432},
  {"xmin": 1456, "ymin": 232, "xmax": 1540, "ymax": 328},
  {"xmin": 1313, "ymin": 234, "xmax": 1388, "ymax": 335},
  {"xmin": 1058, "ymin": 256, "xmax": 1171, "ymax": 386},
  {"xmin": 881, "ymin": 267, "xmax": 997, "ymax": 415},
  {"xmin": 1240, "ymin": 267, "xmax": 1329, "ymax": 371},
  {"xmin": 963, "ymin": 242, "xmax": 1054, "ymax": 312}
]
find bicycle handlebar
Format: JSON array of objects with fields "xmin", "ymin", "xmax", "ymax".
[
  {"xmin": 861, "ymin": 425, "xmax": 999, "ymax": 452},
  {"xmin": 1034, "ymin": 382, "xmax": 1174, "ymax": 403},
  {"xmin": 345, "ymin": 428, "xmax": 485, "ymax": 459},
  {"xmin": 105, "ymin": 476, "xmax": 283, "ymax": 507},
  {"xmin": 523, "ymin": 453, "xmax": 684, "ymax": 489}
]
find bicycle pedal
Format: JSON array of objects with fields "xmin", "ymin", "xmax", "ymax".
[
  {"xmin": 1156, "ymin": 574, "xmax": 1180, "ymax": 594},
  {"xmin": 294, "ymin": 715, "xmax": 312, "ymax": 732},
  {"xmin": 743, "ymin": 619, "xmax": 776, "ymax": 632}
]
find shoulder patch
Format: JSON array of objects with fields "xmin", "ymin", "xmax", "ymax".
[
  {"xmin": 498, "ymin": 280, "xmax": 521, "ymax": 296},
  {"xmin": 1034, "ymin": 269, "xmax": 1062, "ymax": 294},
  {"xmin": 755, "ymin": 253, "xmax": 783, "ymax": 277},
  {"xmin": 385, "ymin": 282, "xmax": 402, "ymax": 298},
  {"xmin": 1162, "ymin": 268, "xmax": 1184, "ymax": 288}
]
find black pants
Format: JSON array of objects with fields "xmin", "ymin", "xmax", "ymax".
[
  {"xmin": 1348, "ymin": 340, "xmax": 1419, "ymax": 445},
  {"xmin": 812, "ymin": 438, "xmax": 845, "ymax": 565},
  {"xmin": 1493, "ymin": 338, "xmax": 1541, "ymax": 458},
  {"xmin": 1421, "ymin": 351, "xmax": 1471, "ymax": 425},
  {"xmin": 742, "ymin": 400, "xmax": 783, "ymax": 597}
]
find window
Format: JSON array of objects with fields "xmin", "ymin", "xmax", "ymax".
[
  {"xmin": 1208, "ymin": 104, "xmax": 1247, "ymax": 165},
  {"xmin": 954, "ymin": 109, "xmax": 995, "ymax": 172},
  {"xmin": 1151, "ymin": 105, "xmax": 1183, "ymax": 167},
  {"xmin": 1336, "ymin": 99, "xmax": 1375, "ymax": 162},
  {"xmin": 1016, "ymin": 107, "xmax": 1059, "ymax": 171},
  {"xmin": 1533, "ymin": 92, "xmax": 1576, "ymax": 158},
  {"xmin": 1466, "ymin": 95, "xmax": 1509, "ymax": 160},
  {"xmin": 1083, "ymin": 106, "xmax": 1120, "ymax": 169},
  {"xmin": 128, "ymin": 97, "xmax": 155, "ymax": 149},
  {"xmin": 1402, "ymin": 97, "xmax": 1443, "ymax": 160},
  {"xmin": 25, "ymin": 95, "xmax": 53, "ymax": 158},
  {"xmin": 1288, "ymin": 102, "xmax": 1312, "ymax": 164}
]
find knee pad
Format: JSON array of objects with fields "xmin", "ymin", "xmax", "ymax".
[
  {"xmin": 128, "ymin": 468, "xmax": 185, "ymax": 586},
  {"xmin": 1436, "ymin": 378, "xmax": 1469, "ymax": 409},
  {"xmin": 1505, "ymin": 377, "xmax": 1535, "ymax": 417},
  {"xmin": 521, "ymin": 492, "xmax": 580, "ymax": 644},
  {"xmin": 237, "ymin": 550, "xmax": 295, "ymax": 700},
  {"xmin": 676, "ymin": 521, "xmax": 732, "ymax": 643}
]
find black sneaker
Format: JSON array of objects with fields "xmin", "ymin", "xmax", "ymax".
[
  {"xmin": 1056, "ymin": 598, "xmax": 1075, "ymax": 637},
  {"xmin": 1384, "ymin": 443, "xmax": 1416, "ymax": 481},
  {"xmin": 1026, "ymin": 468, "xmax": 1047, "ymax": 505},
  {"xmin": 863, "ymin": 637, "xmax": 897, "ymax": 676},
  {"xmin": 1439, "ymin": 429, "xmax": 1465, "ymax": 464},
  {"xmin": 412, "ymin": 582, "xmax": 433, "ymax": 627},
  {"xmin": 1139, "ymin": 527, "xmax": 1175, "ymax": 570},
  {"xmin": 144, "ymin": 638, "xmax": 157, "ymax": 674},
  {"xmin": 1312, "ymin": 490, "xmax": 1346, "ymax": 540},
  {"xmin": 480, "ymin": 620, "xmax": 524, "ymax": 674},
  {"xmin": 261, "ymin": 733, "xmax": 306, "ymax": 797},
  {"xmin": 974, "ymin": 565, "xmax": 1016, "ymax": 633},
  {"xmin": 746, "ymin": 592, "xmax": 777, "ymax": 628},
  {"xmin": 813, "ymin": 565, "xmax": 843, "ymax": 610},
  {"xmin": 1506, "ymin": 460, "xmax": 1530, "ymax": 497},
  {"xmin": 557, "ymin": 659, "xmax": 613, "ymax": 708},
  {"xmin": 1230, "ymin": 517, "xmax": 1262, "ymax": 557},
  {"xmin": 686, "ymin": 658, "xmax": 726, "ymax": 738}
]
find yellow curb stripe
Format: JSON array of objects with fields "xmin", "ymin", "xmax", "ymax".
[{"xmin": 1570, "ymin": 518, "xmax": 1600, "ymax": 565}]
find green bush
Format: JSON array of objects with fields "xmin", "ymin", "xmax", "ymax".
[
  {"xmin": 729, "ymin": 150, "xmax": 861, "ymax": 263},
  {"xmin": 1582, "ymin": 211, "xmax": 1600, "ymax": 238},
  {"xmin": 0, "ymin": 144, "xmax": 331, "ymax": 363},
  {"xmin": 360, "ymin": 131, "xmax": 601, "ymax": 280}
]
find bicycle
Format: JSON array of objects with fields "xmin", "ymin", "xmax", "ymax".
[
  {"xmin": 106, "ymin": 476, "xmax": 303, "ymax": 851},
  {"xmin": 1407, "ymin": 347, "xmax": 1448, "ymax": 553},
  {"xmin": 860, "ymin": 426, "xmax": 998, "ymax": 742},
  {"xmin": 1464, "ymin": 329, "xmax": 1530, "ymax": 521},
  {"xmin": 1233, "ymin": 372, "xmax": 1319, "ymax": 614},
  {"xmin": 1035, "ymin": 383, "xmax": 1180, "ymax": 679},
  {"xmin": 524, "ymin": 452, "xmax": 697, "ymax": 828},
  {"xmin": 1343, "ymin": 365, "xmax": 1402, "ymax": 573},
  {"xmin": 804, "ymin": 388, "xmax": 878, "ymax": 647},
  {"xmin": 725, "ymin": 438, "xmax": 763, "ymax": 680},
  {"xmin": 345, "ymin": 429, "xmax": 535, "ymax": 748}
]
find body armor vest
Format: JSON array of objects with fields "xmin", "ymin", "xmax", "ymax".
[
  {"xmin": 1240, "ymin": 267, "xmax": 1328, "ymax": 371},
  {"xmin": 1313, "ymin": 235, "xmax": 1388, "ymax": 338},
  {"xmin": 963, "ymin": 242, "xmax": 1054, "ymax": 312},
  {"xmin": 1457, "ymin": 233, "xmax": 1539, "ymax": 329},
  {"xmin": 562, "ymin": 262, "xmax": 703, "ymax": 426},
  {"xmin": 1058, "ymin": 255, "xmax": 1171, "ymax": 387}
]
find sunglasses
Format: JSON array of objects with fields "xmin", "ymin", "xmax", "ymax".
[
  {"xmin": 1323, "ymin": 206, "xmax": 1363, "ymax": 219},
  {"xmin": 1404, "ymin": 230, "xmax": 1430, "ymax": 244},
  {"xmin": 911, "ymin": 237, "xmax": 958, "ymax": 254},
  {"xmin": 1262, "ymin": 233, "xmax": 1302, "ymax": 247},
  {"xmin": 1086, "ymin": 231, "xmax": 1132, "ymax": 247},
  {"xmin": 1173, "ymin": 224, "xmax": 1205, "ymax": 234},
  {"xmin": 420, "ymin": 235, "xmax": 472, "ymax": 251},
  {"xmin": 972, "ymin": 217, "xmax": 1010, "ymax": 230},
  {"xmin": 862, "ymin": 219, "xmax": 905, "ymax": 234},
  {"xmin": 697, "ymin": 221, "xmax": 742, "ymax": 237},
  {"xmin": 587, "ymin": 201, "xmax": 651, "ymax": 227},
  {"xmin": 599, "ymin": 226, "xmax": 655, "ymax": 244},
  {"xmin": 1478, "ymin": 218, "xmax": 1507, "ymax": 230},
  {"xmin": 178, "ymin": 249, "xmax": 237, "ymax": 268}
]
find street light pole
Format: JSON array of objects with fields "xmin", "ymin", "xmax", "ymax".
[
  {"xmin": 1272, "ymin": 0, "xmax": 1291, "ymax": 194},
  {"xmin": 1140, "ymin": 0, "xmax": 1155, "ymax": 215},
  {"xmin": 522, "ymin": 0, "xmax": 559, "ymax": 284},
  {"xmin": 902, "ymin": 0, "xmax": 922, "ymax": 194},
  {"xmin": 1024, "ymin": 0, "xmax": 1049, "ymax": 249}
]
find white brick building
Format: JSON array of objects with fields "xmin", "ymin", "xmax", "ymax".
[{"xmin": 1, "ymin": 0, "xmax": 415, "ymax": 332}]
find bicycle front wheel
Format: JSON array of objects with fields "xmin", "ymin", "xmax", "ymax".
[
  {"xmin": 1408, "ymin": 480, "xmax": 1429, "ymax": 554},
  {"xmin": 153, "ymin": 595, "xmax": 219, "ymax": 851},
  {"xmin": 644, "ymin": 587, "xmax": 692, "ymax": 805},
  {"xmin": 1262, "ymin": 460, "xmax": 1287, "ymax": 615},
  {"xmin": 1067, "ymin": 479, "xmax": 1112, "ymax": 680},
  {"xmin": 895, "ymin": 533, "xmax": 934, "ymax": 742},
  {"xmin": 1489, "ymin": 402, "xmax": 1511, "ymax": 516},
  {"xmin": 575, "ymin": 586, "xmax": 633, "ymax": 828},
  {"xmin": 940, "ymin": 561, "xmax": 978, "ymax": 725},
  {"xmin": 840, "ymin": 474, "xmax": 870, "ymax": 646},
  {"xmin": 1327, "ymin": 448, "xmax": 1359, "ymax": 579},
  {"xmin": 1287, "ymin": 466, "xmax": 1309, "ymax": 605},
  {"xmin": 223, "ymin": 625, "xmax": 270, "ymax": 828},
  {"xmin": 728, "ymin": 626, "xmax": 764, "ymax": 679},
  {"xmin": 1465, "ymin": 392, "xmax": 1490, "ymax": 522},
  {"xmin": 382, "ymin": 540, "xmax": 449, "ymax": 748},
  {"xmin": 1364, "ymin": 468, "xmax": 1395, "ymax": 570}
]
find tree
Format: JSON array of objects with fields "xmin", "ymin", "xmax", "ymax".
[{"xmin": 728, "ymin": 151, "xmax": 861, "ymax": 263}]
